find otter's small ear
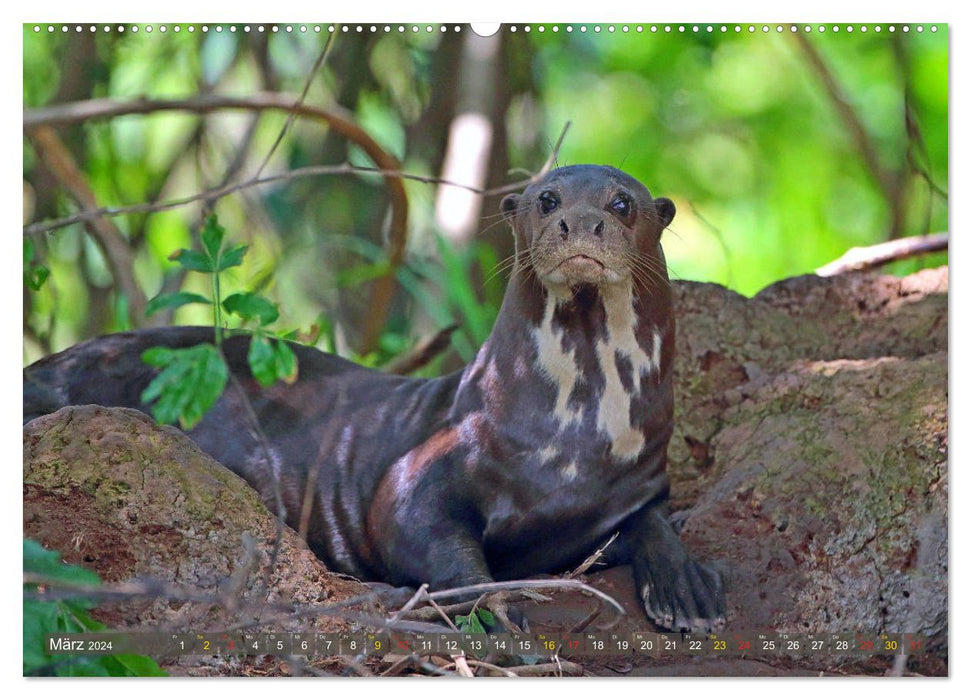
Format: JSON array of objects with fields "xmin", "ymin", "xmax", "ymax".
[
  {"xmin": 654, "ymin": 197, "xmax": 676, "ymax": 229},
  {"xmin": 501, "ymin": 193, "xmax": 521, "ymax": 218}
]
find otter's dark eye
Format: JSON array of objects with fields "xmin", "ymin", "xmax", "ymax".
[
  {"xmin": 609, "ymin": 193, "xmax": 632, "ymax": 218},
  {"xmin": 538, "ymin": 190, "xmax": 559, "ymax": 216}
]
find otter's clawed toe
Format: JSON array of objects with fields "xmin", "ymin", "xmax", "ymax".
[{"xmin": 635, "ymin": 556, "xmax": 726, "ymax": 633}]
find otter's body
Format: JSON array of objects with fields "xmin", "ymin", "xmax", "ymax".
[{"xmin": 24, "ymin": 165, "xmax": 725, "ymax": 631}]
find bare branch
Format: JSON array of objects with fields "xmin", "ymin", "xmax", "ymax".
[
  {"xmin": 24, "ymin": 95, "xmax": 572, "ymax": 351},
  {"xmin": 794, "ymin": 34, "xmax": 913, "ymax": 242},
  {"xmin": 24, "ymin": 92, "xmax": 410, "ymax": 354},
  {"xmin": 815, "ymin": 232, "xmax": 947, "ymax": 276},
  {"xmin": 23, "ymin": 164, "xmax": 494, "ymax": 237},
  {"xmin": 794, "ymin": 34, "xmax": 894, "ymax": 197},
  {"xmin": 28, "ymin": 126, "xmax": 147, "ymax": 324}
]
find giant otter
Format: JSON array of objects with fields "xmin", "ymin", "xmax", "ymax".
[{"xmin": 23, "ymin": 165, "xmax": 726, "ymax": 632}]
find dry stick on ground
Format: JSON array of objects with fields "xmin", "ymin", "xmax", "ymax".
[
  {"xmin": 440, "ymin": 658, "xmax": 584, "ymax": 678},
  {"xmin": 27, "ymin": 126, "xmax": 147, "ymax": 324},
  {"xmin": 27, "ymin": 570, "xmax": 624, "ymax": 639},
  {"xmin": 26, "ymin": 573, "xmax": 456, "ymax": 640},
  {"xmin": 452, "ymin": 655, "xmax": 476, "ymax": 677},
  {"xmin": 425, "ymin": 579, "xmax": 625, "ymax": 622},
  {"xmin": 814, "ymin": 232, "xmax": 948, "ymax": 277},
  {"xmin": 568, "ymin": 532, "xmax": 618, "ymax": 578}
]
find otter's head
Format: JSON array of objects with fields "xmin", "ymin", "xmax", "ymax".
[{"xmin": 501, "ymin": 165, "xmax": 675, "ymax": 290}]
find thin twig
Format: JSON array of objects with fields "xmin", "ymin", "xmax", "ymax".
[
  {"xmin": 254, "ymin": 32, "xmax": 335, "ymax": 180},
  {"xmin": 569, "ymin": 599, "xmax": 604, "ymax": 633},
  {"xmin": 688, "ymin": 202, "xmax": 734, "ymax": 290},
  {"xmin": 388, "ymin": 584, "xmax": 430, "ymax": 623},
  {"xmin": 379, "ymin": 654, "xmax": 420, "ymax": 677},
  {"xmin": 814, "ymin": 232, "xmax": 947, "ymax": 276},
  {"xmin": 423, "ymin": 596, "xmax": 462, "ymax": 632},
  {"xmin": 538, "ymin": 121, "xmax": 572, "ymax": 177},
  {"xmin": 222, "ymin": 532, "xmax": 260, "ymax": 611},
  {"xmin": 568, "ymin": 532, "xmax": 618, "ymax": 578}
]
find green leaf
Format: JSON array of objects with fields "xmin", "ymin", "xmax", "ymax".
[
  {"xmin": 139, "ymin": 344, "xmax": 228, "ymax": 429},
  {"xmin": 102, "ymin": 654, "xmax": 167, "ymax": 677},
  {"xmin": 223, "ymin": 292, "xmax": 279, "ymax": 325},
  {"xmin": 170, "ymin": 248, "xmax": 214, "ymax": 272},
  {"xmin": 247, "ymin": 334, "xmax": 277, "ymax": 387},
  {"xmin": 26, "ymin": 265, "xmax": 50, "ymax": 291},
  {"xmin": 455, "ymin": 611, "xmax": 487, "ymax": 634},
  {"xmin": 145, "ymin": 292, "xmax": 212, "ymax": 317},
  {"xmin": 24, "ymin": 539, "xmax": 100, "ymax": 588},
  {"xmin": 247, "ymin": 336, "xmax": 299, "ymax": 387},
  {"xmin": 140, "ymin": 346, "xmax": 175, "ymax": 368},
  {"xmin": 477, "ymin": 609, "xmax": 495, "ymax": 627},
  {"xmin": 23, "ymin": 539, "xmax": 167, "ymax": 677},
  {"xmin": 24, "ymin": 238, "xmax": 50, "ymax": 290},
  {"xmin": 274, "ymin": 339, "xmax": 298, "ymax": 384},
  {"xmin": 200, "ymin": 214, "xmax": 226, "ymax": 261},
  {"xmin": 216, "ymin": 244, "xmax": 248, "ymax": 272}
]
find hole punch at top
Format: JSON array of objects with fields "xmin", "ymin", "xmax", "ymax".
[{"xmin": 470, "ymin": 23, "xmax": 500, "ymax": 37}]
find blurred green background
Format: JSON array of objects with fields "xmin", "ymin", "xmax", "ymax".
[{"xmin": 23, "ymin": 23, "xmax": 948, "ymax": 371}]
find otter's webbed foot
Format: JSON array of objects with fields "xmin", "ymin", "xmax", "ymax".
[
  {"xmin": 634, "ymin": 548, "xmax": 725, "ymax": 633},
  {"xmin": 620, "ymin": 505, "xmax": 726, "ymax": 633}
]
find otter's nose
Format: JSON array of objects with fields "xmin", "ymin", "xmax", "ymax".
[{"xmin": 557, "ymin": 215, "xmax": 606, "ymax": 240}]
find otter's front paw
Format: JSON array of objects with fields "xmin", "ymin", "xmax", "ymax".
[{"xmin": 634, "ymin": 554, "xmax": 726, "ymax": 633}]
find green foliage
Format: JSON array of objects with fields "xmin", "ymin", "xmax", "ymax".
[
  {"xmin": 223, "ymin": 291, "xmax": 280, "ymax": 326},
  {"xmin": 140, "ymin": 343, "xmax": 228, "ymax": 429},
  {"xmin": 145, "ymin": 291, "xmax": 211, "ymax": 317},
  {"xmin": 456, "ymin": 608, "xmax": 495, "ymax": 634},
  {"xmin": 23, "ymin": 239, "xmax": 49, "ymax": 291},
  {"xmin": 167, "ymin": 217, "xmax": 247, "ymax": 275},
  {"xmin": 247, "ymin": 334, "xmax": 298, "ymax": 387},
  {"xmin": 23, "ymin": 538, "xmax": 166, "ymax": 677},
  {"xmin": 140, "ymin": 215, "xmax": 298, "ymax": 428}
]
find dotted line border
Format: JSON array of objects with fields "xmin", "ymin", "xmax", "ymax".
[{"xmin": 30, "ymin": 24, "xmax": 941, "ymax": 35}]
